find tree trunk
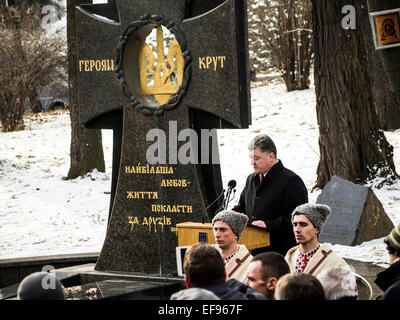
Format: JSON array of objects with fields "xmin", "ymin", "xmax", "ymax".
[
  {"xmin": 66, "ymin": 0, "xmax": 105, "ymax": 179},
  {"xmin": 312, "ymin": 0, "xmax": 398, "ymax": 190},
  {"xmin": 367, "ymin": 0, "xmax": 400, "ymax": 110},
  {"xmin": 281, "ymin": 0, "xmax": 313, "ymax": 91},
  {"xmin": 358, "ymin": 0, "xmax": 400, "ymax": 130}
]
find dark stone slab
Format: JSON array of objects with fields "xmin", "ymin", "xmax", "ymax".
[
  {"xmin": 317, "ymin": 176, "xmax": 394, "ymax": 246},
  {"xmin": 75, "ymin": 0, "xmax": 251, "ymax": 274},
  {"xmin": 0, "ymin": 263, "xmax": 185, "ymax": 300},
  {"xmin": 0, "ymin": 252, "xmax": 98, "ymax": 289},
  {"xmin": 0, "ymin": 259, "xmax": 385, "ymax": 300},
  {"xmin": 70, "ymin": 279, "xmax": 183, "ymax": 300}
]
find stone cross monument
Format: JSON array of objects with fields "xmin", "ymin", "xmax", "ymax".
[{"xmin": 75, "ymin": 0, "xmax": 251, "ymax": 274}]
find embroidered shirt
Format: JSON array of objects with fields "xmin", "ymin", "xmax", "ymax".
[
  {"xmin": 295, "ymin": 244, "xmax": 320, "ymax": 273},
  {"xmin": 224, "ymin": 247, "xmax": 240, "ymax": 266}
]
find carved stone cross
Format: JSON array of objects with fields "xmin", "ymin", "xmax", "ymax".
[{"xmin": 75, "ymin": 0, "xmax": 251, "ymax": 274}]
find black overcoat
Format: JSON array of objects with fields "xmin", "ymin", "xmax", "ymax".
[{"xmin": 232, "ymin": 160, "xmax": 308, "ymax": 255}]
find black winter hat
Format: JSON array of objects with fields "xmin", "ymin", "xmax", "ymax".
[{"xmin": 387, "ymin": 224, "xmax": 400, "ymax": 253}]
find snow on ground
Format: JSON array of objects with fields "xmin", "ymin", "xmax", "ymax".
[
  {"xmin": 0, "ymin": 111, "xmax": 113, "ymax": 258},
  {"xmin": 1, "ymin": 79, "xmax": 400, "ymax": 269}
]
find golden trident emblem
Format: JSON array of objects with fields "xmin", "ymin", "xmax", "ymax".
[{"xmin": 139, "ymin": 26, "xmax": 184, "ymax": 105}]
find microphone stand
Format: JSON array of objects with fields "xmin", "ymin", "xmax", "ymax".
[
  {"xmin": 201, "ymin": 189, "xmax": 225, "ymax": 223},
  {"xmin": 223, "ymin": 187, "xmax": 236, "ymax": 210}
]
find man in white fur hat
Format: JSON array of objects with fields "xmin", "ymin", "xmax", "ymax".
[
  {"xmin": 212, "ymin": 210, "xmax": 252, "ymax": 283},
  {"xmin": 285, "ymin": 203, "xmax": 350, "ymax": 277}
]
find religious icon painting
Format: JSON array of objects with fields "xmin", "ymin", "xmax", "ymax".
[{"xmin": 369, "ymin": 8, "xmax": 400, "ymax": 50}]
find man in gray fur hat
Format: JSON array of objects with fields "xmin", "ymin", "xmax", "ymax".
[
  {"xmin": 284, "ymin": 203, "xmax": 350, "ymax": 277},
  {"xmin": 212, "ymin": 210, "xmax": 252, "ymax": 283}
]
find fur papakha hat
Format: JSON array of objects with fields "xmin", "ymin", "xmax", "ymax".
[
  {"xmin": 291, "ymin": 203, "xmax": 331, "ymax": 233},
  {"xmin": 387, "ymin": 224, "xmax": 400, "ymax": 252},
  {"xmin": 212, "ymin": 210, "xmax": 249, "ymax": 240}
]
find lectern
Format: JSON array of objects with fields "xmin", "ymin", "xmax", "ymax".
[{"xmin": 176, "ymin": 222, "xmax": 270, "ymax": 251}]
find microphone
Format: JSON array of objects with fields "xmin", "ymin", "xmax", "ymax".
[
  {"xmin": 227, "ymin": 179, "xmax": 236, "ymax": 189},
  {"xmin": 223, "ymin": 179, "xmax": 237, "ymax": 210}
]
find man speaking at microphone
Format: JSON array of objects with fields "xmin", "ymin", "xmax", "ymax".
[{"xmin": 232, "ymin": 134, "xmax": 308, "ymax": 256}]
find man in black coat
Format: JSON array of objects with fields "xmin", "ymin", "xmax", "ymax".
[{"xmin": 232, "ymin": 134, "xmax": 308, "ymax": 256}]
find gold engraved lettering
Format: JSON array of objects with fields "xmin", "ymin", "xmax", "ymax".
[
  {"xmin": 128, "ymin": 216, "xmax": 139, "ymax": 231},
  {"xmin": 220, "ymin": 56, "xmax": 226, "ymax": 68},
  {"xmin": 125, "ymin": 165, "xmax": 174, "ymax": 174},
  {"xmin": 212, "ymin": 56, "xmax": 218, "ymax": 71},
  {"xmin": 127, "ymin": 191, "xmax": 158, "ymax": 199},
  {"xmin": 198, "ymin": 56, "xmax": 226, "ymax": 70},
  {"xmin": 151, "ymin": 204, "xmax": 193, "ymax": 213},
  {"xmin": 108, "ymin": 59, "xmax": 114, "ymax": 71},
  {"xmin": 129, "ymin": 216, "xmax": 173, "ymax": 233},
  {"xmin": 206, "ymin": 56, "xmax": 212, "ymax": 69},
  {"xmin": 160, "ymin": 179, "xmax": 188, "ymax": 187},
  {"xmin": 199, "ymin": 57, "xmax": 206, "ymax": 69},
  {"xmin": 78, "ymin": 59, "xmax": 115, "ymax": 72}
]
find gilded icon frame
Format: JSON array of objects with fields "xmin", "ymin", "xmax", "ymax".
[{"xmin": 369, "ymin": 8, "xmax": 400, "ymax": 50}]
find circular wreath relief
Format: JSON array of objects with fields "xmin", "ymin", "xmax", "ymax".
[{"xmin": 115, "ymin": 15, "xmax": 192, "ymax": 117}]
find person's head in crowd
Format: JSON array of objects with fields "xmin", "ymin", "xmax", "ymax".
[
  {"xmin": 291, "ymin": 203, "xmax": 331, "ymax": 249},
  {"xmin": 183, "ymin": 242, "xmax": 226, "ymax": 288},
  {"xmin": 181, "ymin": 243, "xmax": 267, "ymax": 300},
  {"xmin": 247, "ymin": 134, "xmax": 278, "ymax": 175},
  {"xmin": 17, "ymin": 272, "xmax": 65, "ymax": 300},
  {"xmin": 275, "ymin": 273, "xmax": 326, "ymax": 300},
  {"xmin": 212, "ymin": 210, "xmax": 248, "ymax": 251},
  {"xmin": 170, "ymin": 287, "xmax": 220, "ymax": 300},
  {"xmin": 317, "ymin": 267, "xmax": 358, "ymax": 300},
  {"xmin": 384, "ymin": 224, "xmax": 400, "ymax": 264},
  {"xmin": 245, "ymin": 252, "xmax": 290, "ymax": 299},
  {"xmin": 212, "ymin": 210, "xmax": 249, "ymax": 248}
]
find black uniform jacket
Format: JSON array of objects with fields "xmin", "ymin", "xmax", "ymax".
[{"xmin": 232, "ymin": 160, "xmax": 308, "ymax": 255}]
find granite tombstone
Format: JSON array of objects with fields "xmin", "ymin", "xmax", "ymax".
[
  {"xmin": 75, "ymin": 0, "xmax": 251, "ymax": 274},
  {"xmin": 317, "ymin": 176, "xmax": 394, "ymax": 246}
]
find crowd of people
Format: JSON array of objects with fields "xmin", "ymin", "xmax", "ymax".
[
  {"xmin": 15, "ymin": 134, "xmax": 400, "ymax": 301},
  {"xmin": 171, "ymin": 134, "xmax": 400, "ymax": 301},
  {"xmin": 171, "ymin": 205, "xmax": 399, "ymax": 301},
  {"xmin": 16, "ymin": 200, "xmax": 399, "ymax": 302}
]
